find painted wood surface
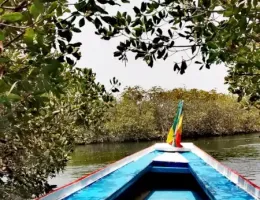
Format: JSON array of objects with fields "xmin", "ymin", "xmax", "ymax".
[{"xmin": 38, "ymin": 143, "xmax": 260, "ymax": 200}]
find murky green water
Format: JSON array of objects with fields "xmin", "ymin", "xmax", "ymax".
[{"xmin": 49, "ymin": 134, "xmax": 260, "ymax": 187}]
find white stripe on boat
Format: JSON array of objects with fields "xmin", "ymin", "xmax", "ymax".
[
  {"xmin": 153, "ymin": 152, "xmax": 188, "ymax": 163},
  {"xmin": 153, "ymin": 143, "xmax": 191, "ymax": 152}
]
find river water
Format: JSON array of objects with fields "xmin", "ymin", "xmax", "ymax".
[{"xmin": 49, "ymin": 134, "xmax": 260, "ymax": 187}]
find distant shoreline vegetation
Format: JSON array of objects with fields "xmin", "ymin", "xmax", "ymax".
[{"xmin": 76, "ymin": 87, "xmax": 260, "ymax": 144}]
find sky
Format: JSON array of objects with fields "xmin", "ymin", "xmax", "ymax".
[{"xmin": 72, "ymin": 0, "xmax": 229, "ymax": 93}]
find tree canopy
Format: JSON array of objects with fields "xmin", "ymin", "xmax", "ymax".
[
  {"xmin": 92, "ymin": 0, "xmax": 260, "ymax": 106},
  {"xmin": 103, "ymin": 87, "xmax": 260, "ymax": 142}
]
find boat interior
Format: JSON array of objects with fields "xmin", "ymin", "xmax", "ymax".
[
  {"xmin": 63, "ymin": 147, "xmax": 256, "ymax": 200},
  {"xmin": 115, "ymin": 152, "xmax": 209, "ymax": 200},
  {"xmin": 115, "ymin": 171, "xmax": 209, "ymax": 200}
]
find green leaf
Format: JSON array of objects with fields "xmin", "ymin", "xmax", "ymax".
[
  {"xmin": 146, "ymin": 55, "xmax": 153, "ymax": 67},
  {"xmin": 224, "ymin": 10, "xmax": 233, "ymax": 17},
  {"xmin": 94, "ymin": 4, "xmax": 108, "ymax": 14},
  {"xmin": 114, "ymin": 51, "xmax": 121, "ymax": 57},
  {"xmin": 237, "ymin": 57, "xmax": 247, "ymax": 63},
  {"xmin": 125, "ymin": 27, "xmax": 131, "ymax": 34},
  {"xmin": 180, "ymin": 60, "xmax": 187, "ymax": 74},
  {"xmin": 207, "ymin": 42, "xmax": 218, "ymax": 49},
  {"xmin": 127, "ymin": 15, "xmax": 131, "ymax": 24},
  {"xmin": 79, "ymin": 18, "xmax": 85, "ymax": 27},
  {"xmin": 178, "ymin": 33, "xmax": 185, "ymax": 37},
  {"xmin": 168, "ymin": 29, "xmax": 173, "ymax": 38},
  {"xmin": 240, "ymin": 16, "xmax": 247, "ymax": 31},
  {"xmin": 94, "ymin": 18, "xmax": 102, "ymax": 28},
  {"xmin": 34, "ymin": 0, "xmax": 44, "ymax": 12},
  {"xmin": 75, "ymin": 1, "xmax": 87, "ymax": 12},
  {"xmin": 133, "ymin": 7, "xmax": 141, "ymax": 15},
  {"xmin": 135, "ymin": 27, "xmax": 143, "ymax": 37},
  {"xmin": 72, "ymin": 27, "xmax": 81, "ymax": 33},
  {"xmin": 0, "ymin": 31, "xmax": 4, "ymax": 41},
  {"xmin": 6, "ymin": 93, "xmax": 21, "ymax": 101},
  {"xmin": 1, "ymin": 12, "xmax": 23, "ymax": 22},
  {"xmin": 56, "ymin": 6, "xmax": 62, "ymax": 17},
  {"xmin": 59, "ymin": 30, "xmax": 72, "ymax": 42},
  {"xmin": 141, "ymin": 2, "xmax": 147, "ymax": 12},
  {"xmin": 169, "ymin": 41, "xmax": 175, "ymax": 47},
  {"xmin": 47, "ymin": 2, "xmax": 58, "ymax": 14},
  {"xmin": 141, "ymin": 42, "xmax": 147, "ymax": 51},
  {"xmin": 71, "ymin": 42, "xmax": 82, "ymax": 47},
  {"xmin": 173, "ymin": 63, "xmax": 180, "ymax": 71},
  {"xmin": 66, "ymin": 57, "xmax": 74, "ymax": 65},
  {"xmin": 72, "ymin": 52, "xmax": 81, "ymax": 60},
  {"xmin": 157, "ymin": 48, "xmax": 166, "ymax": 59},
  {"xmin": 101, "ymin": 16, "xmax": 117, "ymax": 25},
  {"xmin": 24, "ymin": 28, "xmax": 35, "ymax": 44},
  {"xmin": 157, "ymin": 28, "xmax": 162, "ymax": 35},
  {"xmin": 153, "ymin": 37, "xmax": 160, "ymax": 43},
  {"xmin": 0, "ymin": 80, "xmax": 9, "ymax": 93},
  {"xmin": 30, "ymin": 4, "xmax": 40, "ymax": 18}
]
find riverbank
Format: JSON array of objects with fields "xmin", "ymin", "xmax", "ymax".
[
  {"xmin": 76, "ymin": 87, "xmax": 260, "ymax": 145},
  {"xmin": 76, "ymin": 132, "xmax": 260, "ymax": 145}
]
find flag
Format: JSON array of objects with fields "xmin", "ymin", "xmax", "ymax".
[
  {"xmin": 175, "ymin": 114, "xmax": 183, "ymax": 147},
  {"xmin": 166, "ymin": 100, "xmax": 184, "ymax": 147}
]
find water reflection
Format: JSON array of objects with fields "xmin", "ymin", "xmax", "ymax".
[
  {"xmin": 69, "ymin": 142, "xmax": 155, "ymax": 166},
  {"xmin": 49, "ymin": 134, "xmax": 260, "ymax": 187}
]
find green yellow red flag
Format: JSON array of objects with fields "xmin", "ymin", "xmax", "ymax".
[{"xmin": 166, "ymin": 100, "xmax": 184, "ymax": 147}]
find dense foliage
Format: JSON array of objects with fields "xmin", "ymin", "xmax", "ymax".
[
  {"xmin": 0, "ymin": 0, "xmax": 119, "ymax": 198},
  {"xmin": 93, "ymin": 0, "xmax": 260, "ymax": 106},
  {"xmin": 80, "ymin": 87, "xmax": 260, "ymax": 144}
]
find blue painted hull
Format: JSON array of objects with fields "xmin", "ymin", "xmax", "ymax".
[{"xmin": 39, "ymin": 143, "xmax": 260, "ymax": 200}]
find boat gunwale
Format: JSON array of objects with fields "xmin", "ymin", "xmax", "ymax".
[
  {"xmin": 186, "ymin": 143, "xmax": 260, "ymax": 199},
  {"xmin": 37, "ymin": 145, "xmax": 155, "ymax": 200},
  {"xmin": 38, "ymin": 143, "xmax": 260, "ymax": 200}
]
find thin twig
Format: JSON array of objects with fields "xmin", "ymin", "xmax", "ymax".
[
  {"xmin": 0, "ymin": 23, "xmax": 28, "ymax": 29},
  {"xmin": 174, "ymin": 47, "xmax": 200, "ymax": 64},
  {"xmin": 14, "ymin": 0, "xmax": 29, "ymax": 12},
  {"xmin": 0, "ymin": 0, "xmax": 9, "ymax": 7},
  {"xmin": 0, "ymin": 6, "xmax": 16, "ymax": 10},
  {"xmin": 4, "ymin": 31, "xmax": 25, "ymax": 48}
]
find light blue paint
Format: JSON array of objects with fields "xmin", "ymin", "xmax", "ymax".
[
  {"xmin": 64, "ymin": 151, "xmax": 161, "ymax": 200},
  {"xmin": 182, "ymin": 152, "xmax": 254, "ymax": 200},
  {"xmin": 150, "ymin": 166, "xmax": 190, "ymax": 174},
  {"xmin": 63, "ymin": 151, "xmax": 255, "ymax": 200},
  {"xmin": 146, "ymin": 190, "xmax": 203, "ymax": 200}
]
